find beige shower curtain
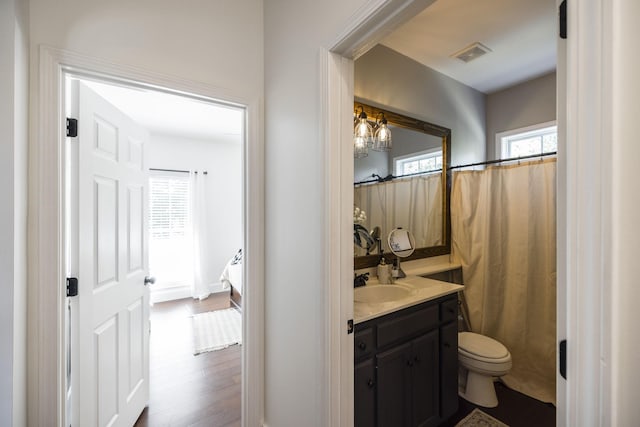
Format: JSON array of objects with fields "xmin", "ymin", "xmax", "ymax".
[
  {"xmin": 451, "ymin": 158, "xmax": 556, "ymax": 404},
  {"xmin": 354, "ymin": 173, "xmax": 443, "ymax": 256}
]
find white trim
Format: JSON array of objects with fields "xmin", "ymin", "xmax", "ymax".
[
  {"xmin": 392, "ymin": 147, "xmax": 443, "ymax": 176},
  {"xmin": 331, "ymin": 0, "xmax": 438, "ymax": 60},
  {"xmin": 322, "ymin": 49, "xmax": 355, "ymax": 427},
  {"xmin": 324, "ymin": 1, "xmax": 446, "ymax": 425},
  {"xmin": 29, "ymin": 46, "xmax": 264, "ymax": 427},
  {"xmin": 149, "ymin": 283, "xmax": 227, "ymax": 305},
  {"xmin": 554, "ymin": 0, "xmax": 568, "ymax": 423},
  {"xmin": 561, "ymin": 0, "xmax": 613, "ymax": 425},
  {"xmin": 495, "ymin": 120, "xmax": 557, "ymax": 159}
]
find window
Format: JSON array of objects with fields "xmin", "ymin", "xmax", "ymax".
[
  {"xmin": 497, "ymin": 121, "xmax": 557, "ymax": 159},
  {"xmin": 149, "ymin": 173, "xmax": 192, "ymax": 288},
  {"xmin": 394, "ymin": 148, "xmax": 443, "ymax": 176}
]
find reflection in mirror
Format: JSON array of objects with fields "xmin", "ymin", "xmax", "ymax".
[{"xmin": 353, "ymin": 102, "xmax": 451, "ymax": 269}]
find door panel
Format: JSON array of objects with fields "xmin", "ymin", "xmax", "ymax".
[
  {"xmin": 95, "ymin": 316, "xmax": 119, "ymax": 427},
  {"xmin": 127, "ymin": 185, "xmax": 144, "ymax": 273},
  {"xmin": 77, "ymin": 80, "xmax": 150, "ymax": 427},
  {"xmin": 127, "ymin": 298, "xmax": 145, "ymax": 399},
  {"xmin": 95, "ymin": 176, "xmax": 119, "ymax": 288}
]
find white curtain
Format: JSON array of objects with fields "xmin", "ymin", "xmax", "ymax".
[
  {"xmin": 191, "ymin": 172, "xmax": 210, "ymax": 300},
  {"xmin": 354, "ymin": 173, "xmax": 443, "ymax": 256},
  {"xmin": 451, "ymin": 159, "xmax": 557, "ymax": 404}
]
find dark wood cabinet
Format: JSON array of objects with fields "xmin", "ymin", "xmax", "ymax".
[
  {"xmin": 355, "ymin": 358, "xmax": 376, "ymax": 427},
  {"xmin": 354, "ymin": 293, "xmax": 459, "ymax": 427}
]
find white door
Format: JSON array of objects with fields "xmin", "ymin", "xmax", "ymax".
[{"xmin": 75, "ymin": 81, "xmax": 150, "ymax": 427}]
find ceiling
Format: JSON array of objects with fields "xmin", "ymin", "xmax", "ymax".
[
  {"xmin": 82, "ymin": 80, "xmax": 243, "ymax": 140},
  {"xmin": 380, "ymin": 0, "xmax": 557, "ymax": 94}
]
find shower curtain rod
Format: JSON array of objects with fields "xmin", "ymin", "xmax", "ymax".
[
  {"xmin": 448, "ymin": 151, "xmax": 557, "ymax": 171},
  {"xmin": 354, "ymin": 151, "xmax": 556, "ymax": 186},
  {"xmin": 354, "ymin": 169, "xmax": 442, "ymax": 186},
  {"xmin": 149, "ymin": 168, "xmax": 208, "ymax": 175}
]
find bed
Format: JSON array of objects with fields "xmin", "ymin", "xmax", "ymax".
[{"xmin": 220, "ymin": 249, "xmax": 243, "ymax": 309}]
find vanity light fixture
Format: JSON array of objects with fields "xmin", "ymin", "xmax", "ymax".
[
  {"xmin": 354, "ymin": 105, "xmax": 373, "ymax": 158},
  {"xmin": 372, "ymin": 112, "xmax": 392, "ymax": 151}
]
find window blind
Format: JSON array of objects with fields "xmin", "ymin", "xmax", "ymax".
[
  {"xmin": 149, "ymin": 174, "xmax": 192, "ymax": 288},
  {"xmin": 149, "ymin": 176, "xmax": 190, "ymax": 239}
]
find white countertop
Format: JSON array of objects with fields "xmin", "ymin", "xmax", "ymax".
[{"xmin": 354, "ymin": 274, "xmax": 464, "ymax": 324}]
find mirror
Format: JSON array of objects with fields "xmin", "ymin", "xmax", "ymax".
[
  {"xmin": 354, "ymin": 102, "xmax": 451, "ymax": 269},
  {"xmin": 388, "ymin": 228, "xmax": 415, "ymax": 258}
]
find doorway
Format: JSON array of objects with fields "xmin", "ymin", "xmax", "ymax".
[{"xmin": 63, "ymin": 73, "xmax": 245, "ymax": 426}]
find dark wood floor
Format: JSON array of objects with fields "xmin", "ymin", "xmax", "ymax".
[
  {"xmin": 441, "ymin": 381, "xmax": 556, "ymax": 427},
  {"xmin": 134, "ymin": 293, "xmax": 241, "ymax": 427}
]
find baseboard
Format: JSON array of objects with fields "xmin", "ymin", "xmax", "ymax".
[
  {"xmin": 150, "ymin": 282, "xmax": 228, "ymax": 304},
  {"xmin": 150, "ymin": 286, "xmax": 192, "ymax": 304}
]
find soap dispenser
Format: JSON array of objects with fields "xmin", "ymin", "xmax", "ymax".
[{"xmin": 377, "ymin": 252, "xmax": 392, "ymax": 284}]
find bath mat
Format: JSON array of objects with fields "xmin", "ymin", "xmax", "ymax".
[
  {"xmin": 455, "ymin": 408, "xmax": 509, "ymax": 427},
  {"xmin": 192, "ymin": 308, "xmax": 242, "ymax": 355}
]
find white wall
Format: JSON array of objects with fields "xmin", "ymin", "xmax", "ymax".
[
  {"xmin": 485, "ymin": 72, "xmax": 557, "ymax": 159},
  {"xmin": 29, "ymin": 0, "xmax": 263, "ymax": 96},
  {"xmin": 263, "ymin": 0, "xmax": 368, "ymax": 424},
  {"xmin": 147, "ymin": 133, "xmax": 243, "ymax": 291},
  {"xmin": 355, "ymin": 44, "xmax": 486, "ymax": 165},
  {"xmin": 0, "ymin": 0, "xmax": 29, "ymax": 425}
]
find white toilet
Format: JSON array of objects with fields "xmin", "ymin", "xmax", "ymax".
[{"xmin": 458, "ymin": 331, "xmax": 512, "ymax": 408}]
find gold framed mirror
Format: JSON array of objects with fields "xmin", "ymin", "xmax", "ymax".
[{"xmin": 353, "ymin": 101, "xmax": 451, "ymax": 269}]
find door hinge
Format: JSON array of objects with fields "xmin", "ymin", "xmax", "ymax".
[
  {"xmin": 66, "ymin": 277, "xmax": 79, "ymax": 297},
  {"xmin": 559, "ymin": 339, "xmax": 567, "ymax": 379},
  {"xmin": 347, "ymin": 319, "xmax": 354, "ymax": 334},
  {"xmin": 559, "ymin": 0, "xmax": 567, "ymax": 39},
  {"xmin": 66, "ymin": 118, "xmax": 78, "ymax": 137}
]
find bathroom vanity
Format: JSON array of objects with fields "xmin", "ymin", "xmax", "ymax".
[{"xmin": 353, "ymin": 267, "xmax": 463, "ymax": 427}]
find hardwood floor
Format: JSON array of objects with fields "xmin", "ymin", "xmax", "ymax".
[{"xmin": 134, "ymin": 293, "xmax": 241, "ymax": 427}]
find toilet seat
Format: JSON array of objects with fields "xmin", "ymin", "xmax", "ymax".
[{"xmin": 458, "ymin": 332, "xmax": 511, "ymax": 364}]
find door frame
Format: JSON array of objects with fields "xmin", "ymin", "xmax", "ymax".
[
  {"xmin": 323, "ymin": 0, "xmax": 609, "ymax": 425},
  {"xmin": 28, "ymin": 46, "xmax": 264, "ymax": 426}
]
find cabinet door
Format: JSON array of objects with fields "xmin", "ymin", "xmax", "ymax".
[
  {"xmin": 355, "ymin": 358, "xmax": 376, "ymax": 427},
  {"xmin": 411, "ymin": 330, "xmax": 440, "ymax": 427},
  {"xmin": 377, "ymin": 342, "xmax": 412, "ymax": 427},
  {"xmin": 440, "ymin": 322, "xmax": 459, "ymax": 420}
]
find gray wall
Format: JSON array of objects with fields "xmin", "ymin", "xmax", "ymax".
[
  {"xmin": 486, "ymin": 72, "xmax": 557, "ymax": 159},
  {"xmin": 355, "ymin": 44, "xmax": 486, "ymax": 166},
  {"xmin": 264, "ymin": 0, "xmax": 369, "ymax": 424}
]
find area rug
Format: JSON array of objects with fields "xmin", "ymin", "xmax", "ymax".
[
  {"xmin": 455, "ymin": 408, "xmax": 509, "ymax": 427},
  {"xmin": 192, "ymin": 308, "xmax": 242, "ymax": 355}
]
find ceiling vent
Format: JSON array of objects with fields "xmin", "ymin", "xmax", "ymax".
[{"xmin": 451, "ymin": 42, "xmax": 492, "ymax": 63}]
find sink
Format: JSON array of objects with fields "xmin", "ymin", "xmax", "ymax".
[{"xmin": 354, "ymin": 285, "xmax": 413, "ymax": 304}]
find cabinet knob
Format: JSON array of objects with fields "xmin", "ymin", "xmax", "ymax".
[
  {"xmin": 367, "ymin": 379, "xmax": 375, "ymax": 388},
  {"xmin": 444, "ymin": 342, "xmax": 451, "ymax": 348},
  {"xmin": 414, "ymin": 356, "xmax": 420, "ymax": 363},
  {"xmin": 358, "ymin": 342, "xmax": 367, "ymax": 351},
  {"xmin": 447, "ymin": 307, "xmax": 455, "ymax": 314},
  {"xmin": 407, "ymin": 360, "xmax": 414, "ymax": 367}
]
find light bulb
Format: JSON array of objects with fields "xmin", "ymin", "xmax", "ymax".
[
  {"xmin": 373, "ymin": 116, "xmax": 392, "ymax": 152},
  {"xmin": 354, "ymin": 135, "xmax": 369, "ymax": 158}
]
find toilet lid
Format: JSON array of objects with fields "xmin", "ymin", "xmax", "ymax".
[{"xmin": 458, "ymin": 332, "xmax": 509, "ymax": 359}]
